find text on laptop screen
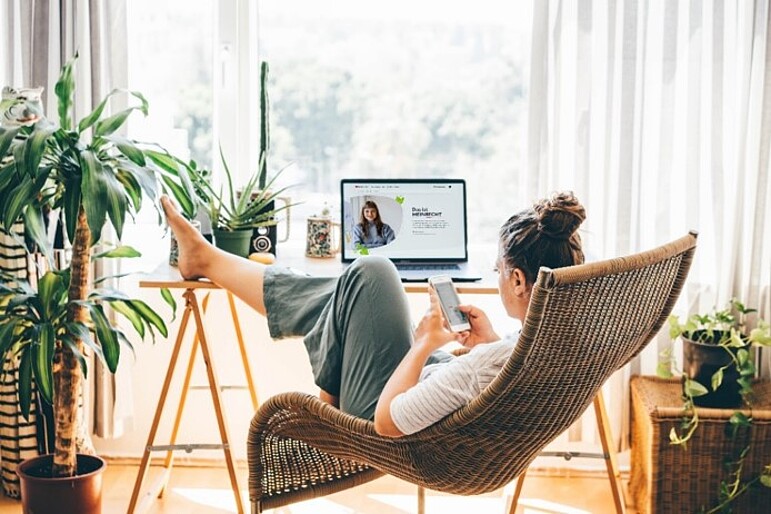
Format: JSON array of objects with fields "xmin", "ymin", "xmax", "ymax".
[{"xmin": 341, "ymin": 179, "xmax": 468, "ymax": 262}]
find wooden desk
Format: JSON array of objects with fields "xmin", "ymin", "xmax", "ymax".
[
  {"xmin": 127, "ymin": 271, "xmax": 258, "ymax": 514},
  {"xmin": 128, "ymin": 255, "xmax": 499, "ymax": 514}
]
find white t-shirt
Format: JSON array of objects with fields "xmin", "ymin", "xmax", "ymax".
[{"xmin": 390, "ymin": 333, "xmax": 518, "ymax": 435}]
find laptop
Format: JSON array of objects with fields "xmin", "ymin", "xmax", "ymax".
[{"xmin": 340, "ymin": 178, "xmax": 482, "ymax": 282}]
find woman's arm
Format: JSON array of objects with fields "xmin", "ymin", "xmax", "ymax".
[
  {"xmin": 352, "ymin": 224, "xmax": 364, "ymax": 245},
  {"xmin": 374, "ymin": 290, "xmax": 464, "ymax": 436}
]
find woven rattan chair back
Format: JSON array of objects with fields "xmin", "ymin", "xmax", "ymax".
[{"xmin": 248, "ymin": 232, "xmax": 697, "ymax": 513}]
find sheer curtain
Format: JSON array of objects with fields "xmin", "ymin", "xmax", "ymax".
[{"xmin": 527, "ymin": 0, "xmax": 771, "ymax": 451}]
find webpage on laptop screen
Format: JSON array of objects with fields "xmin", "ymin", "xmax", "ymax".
[{"xmin": 341, "ymin": 181, "xmax": 466, "ymax": 261}]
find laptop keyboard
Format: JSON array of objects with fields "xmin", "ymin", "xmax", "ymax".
[{"xmin": 395, "ymin": 263, "xmax": 461, "ymax": 271}]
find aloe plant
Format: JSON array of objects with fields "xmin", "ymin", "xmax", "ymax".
[
  {"xmin": 205, "ymin": 147, "xmax": 293, "ymax": 232},
  {"xmin": 0, "ymin": 55, "xmax": 174, "ymax": 477}
]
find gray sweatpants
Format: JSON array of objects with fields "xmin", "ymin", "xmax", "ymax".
[{"xmin": 263, "ymin": 256, "xmax": 451, "ymax": 420}]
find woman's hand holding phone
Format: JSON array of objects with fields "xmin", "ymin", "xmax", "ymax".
[
  {"xmin": 413, "ymin": 289, "xmax": 466, "ymax": 351},
  {"xmin": 457, "ymin": 305, "xmax": 500, "ymax": 348}
]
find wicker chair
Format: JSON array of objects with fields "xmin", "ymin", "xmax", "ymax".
[{"xmin": 248, "ymin": 232, "xmax": 698, "ymax": 514}]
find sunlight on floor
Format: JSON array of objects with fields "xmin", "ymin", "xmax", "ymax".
[{"xmin": 172, "ymin": 487, "xmax": 592, "ymax": 514}]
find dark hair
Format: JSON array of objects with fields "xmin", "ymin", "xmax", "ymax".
[
  {"xmin": 499, "ymin": 191, "xmax": 586, "ymax": 284},
  {"xmin": 359, "ymin": 200, "xmax": 385, "ymax": 237}
]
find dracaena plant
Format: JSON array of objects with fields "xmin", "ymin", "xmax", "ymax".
[{"xmin": 0, "ymin": 54, "xmax": 175, "ymax": 478}]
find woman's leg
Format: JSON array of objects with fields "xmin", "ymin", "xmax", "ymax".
[
  {"xmin": 162, "ymin": 196, "xmax": 268, "ymax": 314},
  {"xmin": 298, "ymin": 256, "xmax": 415, "ymax": 420}
]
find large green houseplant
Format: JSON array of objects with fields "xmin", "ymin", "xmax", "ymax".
[
  {"xmin": 0, "ymin": 53, "xmax": 174, "ymax": 495},
  {"xmin": 659, "ymin": 299, "xmax": 771, "ymax": 512}
]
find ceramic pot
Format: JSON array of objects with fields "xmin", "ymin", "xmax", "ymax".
[
  {"xmin": 213, "ymin": 228, "xmax": 253, "ymax": 258},
  {"xmin": 682, "ymin": 330, "xmax": 747, "ymax": 408},
  {"xmin": 17, "ymin": 454, "xmax": 106, "ymax": 514},
  {"xmin": 305, "ymin": 217, "xmax": 341, "ymax": 258}
]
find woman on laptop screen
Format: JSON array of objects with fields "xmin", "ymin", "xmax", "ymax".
[
  {"xmin": 353, "ymin": 200, "xmax": 396, "ymax": 249},
  {"xmin": 161, "ymin": 191, "xmax": 586, "ymax": 436}
]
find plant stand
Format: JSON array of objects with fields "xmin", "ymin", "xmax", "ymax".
[
  {"xmin": 630, "ymin": 376, "xmax": 771, "ymax": 514},
  {"xmin": 126, "ymin": 277, "xmax": 259, "ymax": 514}
]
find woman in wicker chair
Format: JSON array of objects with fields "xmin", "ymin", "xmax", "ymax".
[{"xmin": 160, "ymin": 191, "xmax": 586, "ymax": 437}]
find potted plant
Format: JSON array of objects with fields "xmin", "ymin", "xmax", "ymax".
[
  {"xmin": 0, "ymin": 55, "xmax": 174, "ymax": 513},
  {"xmin": 659, "ymin": 298, "xmax": 771, "ymax": 511},
  {"xmin": 204, "ymin": 147, "xmax": 292, "ymax": 258}
]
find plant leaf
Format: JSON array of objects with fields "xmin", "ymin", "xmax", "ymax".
[
  {"xmin": 126, "ymin": 299, "xmax": 168, "ymax": 339},
  {"xmin": 109, "ymin": 301, "xmax": 145, "ymax": 340},
  {"xmin": 22, "ymin": 205, "xmax": 53, "ymax": 267},
  {"xmin": 89, "ymin": 304, "xmax": 120, "ymax": 373},
  {"xmin": 684, "ymin": 378, "xmax": 709, "ymax": 397},
  {"xmin": 160, "ymin": 288, "xmax": 176, "ymax": 322},
  {"xmin": 656, "ymin": 361, "xmax": 673, "ymax": 379},
  {"xmin": 62, "ymin": 177, "xmax": 81, "ymax": 245},
  {"xmin": 93, "ymin": 245, "xmax": 142, "ymax": 259},
  {"xmin": 0, "ymin": 127, "xmax": 20, "ymax": 158},
  {"xmin": 54, "ymin": 53, "xmax": 77, "ymax": 130},
  {"xmin": 711, "ymin": 368, "xmax": 723, "ymax": 391},
  {"xmin": 31, "ymin": 323, "xmax": 54, "ymax": 405},
  {"xmin": 18, "ymin": 349, "xmax": 32, "ymax": 418},
  {"xmin": 80, "ymin": 149, "xmax": 108, "ymax": 244}
]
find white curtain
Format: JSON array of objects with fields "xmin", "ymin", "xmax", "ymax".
[
  {"xmin": 0, "ymin": 0, "xmax": 132, "ymax": 441},
  {"xmin": 528, "ymin": 0, "xmax": 771, "ymax": 451}
]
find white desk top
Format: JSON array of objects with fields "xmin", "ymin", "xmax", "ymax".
[{"xmin": 139, "ymin": 241, "xmax": 500, "ymax": 295}]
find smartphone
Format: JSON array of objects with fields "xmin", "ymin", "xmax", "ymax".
[{"xmin": 428, "ymin": 275, "xmax": 471, "ymax": 332}]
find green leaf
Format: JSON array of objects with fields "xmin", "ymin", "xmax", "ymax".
[
  {"xmin": 31, "ymin": 323, "xmax": 54, "ymax": 405},
  {"xmin": 61, "ymin": 336, "xmax": 88, "ymax": 379},
  {"xmin": 63, "ymin": 177, "xmax": 81, "ymax": 245},
  {"xmin": 36, "ymin": 271, "xmax": 63, "ymax": 320},
  {"xmin": 89, "ymin": 304, "xmax": 120, "ymax": 373},
  {"xmin": 18, "ymin": 349, "xmax": 32, "ymax": 418},
  {"xmin": 684, "ymin": 378, "xmax": 709, "ymax": 397},
  {"xmin": 728, "ymin": 329, "xmax": 745, "ymax": 348},
  {"xmin": 80, "ymin": 149, "xmax": 108, "ymax": 244},
  {"xmin": 711, "ymin": 368, "xmax": 724, "ymax": 391},
  {"xmin": 21, "ymin": 123, "xmax": 56, "ymax": 178},
  {"xmin": 94, "ymin": 245, "xmax": 142, "ymax": 259},
  {"xmin": 127, "ymin": 299, "xmax": 168, "ymax": 339},
  {"xmin": 106, "ymin": 135, "xmax": 146, "ymax": 166},
  {"xmin": 116, "ymin": 169, "xmax": 143, "ymax": 211},
  {"xmin": 22, "ymin": 206, "xmax": 53, "ymax": 267},
  {"xmin": 0, "ymin": 127, "xmax": 20, "ymax": 158},
  {"xmin": 55, "ymin": 53, "xmax": 77, "ymax": 130},
  {"xmin": 77, "ymin": 88, "xmax": 127, "ymax": 133},
  {"xmin": 0, "ymin": 320, "xmax": 20, "ymax": 359},
  {"xmin": 67, "ymin": 322, "xmax": 104, "ymax": 362},
  {"xmin": 160, "ymin": 288, "xmax": 176, "ymax": 322},
  {"xmin": 109, "ymin": 301, "xmax": 144, "ymax": 340},
  {"xmin": 761, "ymin": 474, "xmax": 771, "ymax": 488},
  {"xmin": 93, "ymin": 108, "xmax": 137, "ymax": 137},
  {"xmin": 737, "ymin": 348, "xmax": 749, "ymax": 366},
  {"xmin": 728, "ymin": 412, "xmax": 751, "ymax": 427},
  {"xmin": 3, "ymin": 175, "xmax": 35, "ymax": 231},
  {"xmin": 656, "ymin": 361, "xmax": 673, "ymax": 379},
  {"xmin": 101, "ymin": 166, "xmax": 129, "ymax": 239}
]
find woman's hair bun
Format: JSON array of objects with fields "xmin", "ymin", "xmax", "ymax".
[{"xmin": 534, "ymin": 191, "xmax": 586, "ymax": 239}]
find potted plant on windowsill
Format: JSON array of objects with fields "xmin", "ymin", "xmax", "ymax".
[
  {"xmin": 658, "ymin": 298, "xmax": 771, "ymax": 511},
  {"xmin": 0, "ymin": 55, "xmax": 174, "ymax": 514},
  {"xmin": 203, "ymin": 147, "xmax": 293, "ymax": 258}
]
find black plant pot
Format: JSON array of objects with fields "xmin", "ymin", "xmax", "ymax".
[{"xmin": 682, "ymin": 331, "xmax": 746, "ymax": 408}]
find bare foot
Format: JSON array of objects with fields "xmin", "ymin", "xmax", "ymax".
[{"xmin": 161, "ymin": 196, "xmax": 210, "ymax": 280}]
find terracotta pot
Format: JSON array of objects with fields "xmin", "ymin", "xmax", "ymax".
[{"xmin": 17, "ymin": 454, "xmax": 106, "ymax": 514}]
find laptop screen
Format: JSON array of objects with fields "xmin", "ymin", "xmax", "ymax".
[{"xmin": 340, "ymin": 178, "xmax": 469, "ymax": 263}]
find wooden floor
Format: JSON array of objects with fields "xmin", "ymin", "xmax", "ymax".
[{"xmin": 0, "ymin": 463, "xmax": 637, "ymax": 513}]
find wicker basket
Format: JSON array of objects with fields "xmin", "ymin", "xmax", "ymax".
[{"xmin": 630, "ymin": 376, "xmax": 771, "ymax": 514}]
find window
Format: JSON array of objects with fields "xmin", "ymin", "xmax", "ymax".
[
  {"xmin": 259, "ymin": 0, "xmax": 532, "ymax": 242},
  {"xmin": 124, "ymin": 1, "xmax": 532, "ymax": 255}
]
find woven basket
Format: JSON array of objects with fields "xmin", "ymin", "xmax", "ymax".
[{"xmin": 630, "ymin": 376, "xmax": 771, "ymax": 514}]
